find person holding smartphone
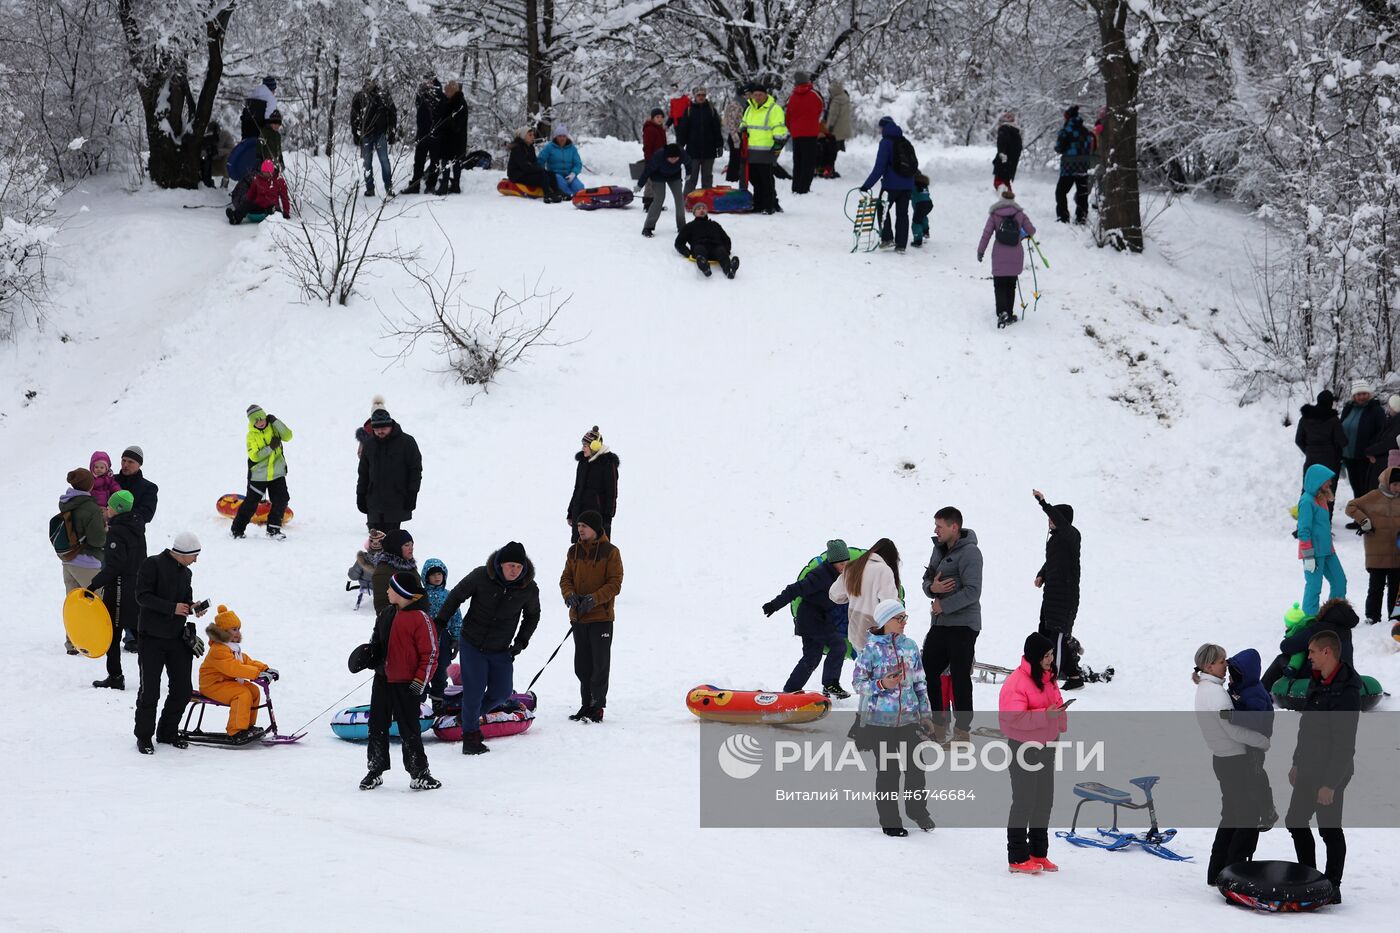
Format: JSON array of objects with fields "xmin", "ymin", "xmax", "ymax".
[
  {"xmin": 133, "ymin": 532, "xmax": 209, "ymax": 755},
  {"xmin": 998, "ymin": 632, "xmax": 1070, "ymax": 874}
]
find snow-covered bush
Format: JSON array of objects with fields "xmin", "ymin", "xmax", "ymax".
[{"xmin": 0, "ymin": 92, "xmax": 60, "ymax": 339}]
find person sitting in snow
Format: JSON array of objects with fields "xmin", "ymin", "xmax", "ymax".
[
  {"xmin": 423, "ymin": 558, "xmax": 464, "ymax": 706},
  {"xmin": 674, "ymin": 201, "xmax": 739, "ymax": 278},
  {"xmin": 537, "ymin": 125, "xmax": 585, "ymax": 196},
  {"xmin": 506, "ymin": 127, "xmax": 566, "ymax": 203},
  {"xmin": 200, "ymin": 605, "xmax": 276, "ymax": 743},
  {"xmin": 227, "ymin": 160, "xmax": 290, "ymax": 225}
]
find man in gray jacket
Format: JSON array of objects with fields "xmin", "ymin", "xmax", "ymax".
[{"xmin": 921, "ymin": 506, "xmax": 983, "ymax": 744}]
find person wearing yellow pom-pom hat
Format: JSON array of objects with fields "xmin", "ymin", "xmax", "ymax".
[
  {"xmin": 566, "ymin": 426, "xmax": 619, "ymax": 544},
  {"xmin": 200, "ymin": 605, "xmax": 275, "ymax": 741}
]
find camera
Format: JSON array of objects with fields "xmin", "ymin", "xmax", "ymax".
[{"xmin": 191, "ymin": 599, "xmax": 211, "ymax": 614}]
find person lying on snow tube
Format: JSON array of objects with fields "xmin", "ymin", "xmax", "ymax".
[{"xmin": 227, "ymin": 160, "xmax": 290, "ymax": 225}]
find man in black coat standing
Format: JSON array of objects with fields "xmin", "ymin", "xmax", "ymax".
[
  {"xmin": 675, "ymin": 202, "xmax": 739, "ymax": 279},
  {"xmin": 357, "ymin": 404, "xmax": 423, "ymax": 535},
  {"xmin": 90, "ymin": 490, "xmax": 147, "ymax": 690},
  {"xmin": 116, "ymin": 445, "xmax": 159, "ymax": 525},
  {"xmin": 567, "ymin": 426, "xmax": 619, "ymax": 543},
  {"xmin": 1032, "ymin": 489, "xmax": 1082, "ymax": 689},
  {"xmin": 678, "ymin": 86, "xmax": 724, "ymax": 195},
  {"xmin": 133, "ymin": 532, "xmax": 208, "ymax": 755},
  {"xmin": 405, "ymin": 74, "xmax": 444, "ymax": 194},
  {"xmin": 1339, "ymin": 379, "xmax": 1386, "ymax": 505},
  {"xmin": 1286, "ymin": 630, "xmax": 1361, "ymax": 903}
]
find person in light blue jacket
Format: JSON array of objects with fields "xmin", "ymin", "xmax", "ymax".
[
  {"xmin": 424, "ymin": 557, "xmax": 464, "ymax": 703},
  {"xmin": 538, "ymin": 126, "xmax": 585, "ymax": 195},
  {"xmin": 1298, "ymin": 463, "xmax": 1346, "ymax": 615}
]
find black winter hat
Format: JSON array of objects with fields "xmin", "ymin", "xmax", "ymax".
[
  {"xmin": 577, "ymin": 510, "xmax": 606, "ymax": 539},
  {"xmin": 1064, "ymin": 105, "xmax": 1079, "ymax": 119},
  {"xmin": 664, "ymin": 143, "xmax": 682, "ymax": 158},
  {"xmin": 650, "ymin": 107, "xmax": 665, "ymax": 117},
  {"xmin": 1316, "ymin": 389, "xmax": 1336, "ymax": 409},
  {"xmin": 389, "ymin": 571, "xmax": 424, "ymax": 600},
  {"xmin": 497, "ymin": 541, "xmax": 528, "ymax": 566},
  {"xmin": 383, "ymin": 529, "xmax": 413, "ymax": 556},
  {"xmin": 370, "ymin": 407, "xmax": 393, "ymax": 427},
  {"xmin": 1024, "ymin": 632, "xmax": 1056, "ymax": 669}
]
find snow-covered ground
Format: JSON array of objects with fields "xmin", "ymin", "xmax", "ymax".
[{"xmin": 3, "ymin": 135, "xmax": 1395, "ymax": 930}]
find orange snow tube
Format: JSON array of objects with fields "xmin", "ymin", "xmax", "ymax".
[
  {"xmin": 497, "ymin": 178, "xmax": 544, "ymax": 198},
  {"xmin": 686, "ymin": 684, "xmax": 831, "ymax": 725}
]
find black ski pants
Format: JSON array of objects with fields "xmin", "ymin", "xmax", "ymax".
[
  {"xmin": 1287, "ymin": 778, "xmax": 1347, "ymax": 886},
  {"xmin": 993, "ymin": 276, "xmax": 1018, "ymax": 321},
  {"xmin": 231, "ymin": 476, "xmax": 290, "ymax": 535},
  {"xmin": 366, "ymin": 673, "xmax": 429, "ymax": 777},
  {"xmin": 1343, "ymin": 457, "xmax": 1374, "ymax": 501},
  {"xmin": 411, "ymin": 137, "xmax": 433, "ymax": 186},
  {"xmin": 1055, "ymin": 174, "xmax": 1090, "ymax": 223},
  {"xmin": 783, "ymin": 630, "xmax": 847, "ymax": 692},
  {"xmin": 366, "ymin": 513, "xmax": 403, "ymax": 536},
  {"xmin": 791, "ymin": 137, "xmax": 819, "ymax": 193},
  {"xmin": 1038, "ymin": 612, "xmax": 1081, "ymax": 678},
  {"xmin": 1364, "ymin": 568, "xmax": 1400, "ymax": 621},
  {"xmin": 1007, "ymin": 740, "xmax": 1056, "ymax": 863},
  {"xmin": 134, "ymin": 633, "xmax": 194, "ymax": 742},
  {"xmin": 102, "ymin": 574, "xmax": 136, "ymax": 680},
  {"xmin": 1207, "ymin": 753, "xmax": 1262, "ymax": 884},
  {"xmin": 922, "ymin": 624, "xmax": 978, "ymax": 731},
  {"xmin": 573, "ymin": 621, "xmax": 613, "ymax": 709},
  {"xmin": 749, "ymin": 163, "xmax": 776, "ymax": 212},
  {"xmin": 873, "ymin": 724, "xmax": 931, "ymax": 830},
  {"xmin": 881, "ymin": 189, "xmax": 911, "ymax": 249}
]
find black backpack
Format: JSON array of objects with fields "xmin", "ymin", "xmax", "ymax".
[
  {"xmin": 891, "ymin": 137, "xmax": 918, "ymax": 178},
  {"xmin": 994, "ymin": 214, "xmax": 1021, "ymax": 246}
]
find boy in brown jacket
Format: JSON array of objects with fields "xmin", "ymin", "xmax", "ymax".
[
  {"xmin": 560, "ymin": 510, "xmax": 624, "ymax": 722},
  {"xmin": 1344, "ymin": 465, "xmax": 1400, "ymax": 623}
]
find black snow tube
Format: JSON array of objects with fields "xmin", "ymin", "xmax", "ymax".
[{"xmin": 1217, "ymin": 861, "xmax": 1334, "ymax": 912}]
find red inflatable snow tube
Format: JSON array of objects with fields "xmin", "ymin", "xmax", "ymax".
[{"xmin": 497, "ymin": 178, "xmax": 543, "ymax": 198}]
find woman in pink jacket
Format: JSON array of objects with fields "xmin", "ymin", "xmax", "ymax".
[
  {"xmin": 998, "ymin": 631, "xmax": 1068, "ymax": 875},
  {"xmin": 977, "ymin": 185, "xmax": 1036, "ymax": 328}
]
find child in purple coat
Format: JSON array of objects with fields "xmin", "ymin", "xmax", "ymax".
[
  {"xmin": 89, "ymin": 451, "xmax": 122, "ymax": 508},
  {"xmin": 976, "ymin": 186, "xmax": 1036, "ymax": 328}
]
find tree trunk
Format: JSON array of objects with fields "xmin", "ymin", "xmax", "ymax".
[
  {"xmin": 325, "ymin": 51, "xmax": 341, "ymax": 158},
  {"xmin": 525, "ymin": 0, "xmax": 541, "ymax": 122},
  {"xmin": 1092, "ymin": 0, "xmax": 1144, "ymax": 253}
]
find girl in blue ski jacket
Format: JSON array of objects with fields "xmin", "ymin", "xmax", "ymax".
[
  {"xmin": 425, "ymin": 558, "xmax": 463, "ymax": 700},
  {"xmin": 1297, "ymin": 463, "xmax": 1346, "ymax": 615},
  {"xmin": 1227, "ymin": 648, "xmax": 1278, "ymax": 830},
  {"xmin": 538, "ymin": 127, "xmax": 585, "ymax": 195}
]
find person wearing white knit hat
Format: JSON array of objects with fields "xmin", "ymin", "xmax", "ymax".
[
  {"xmin": 132, "ymin": 531, "xmax": 209, "ymax": 754},
  {"xmin": 1341, "ymin": 381, "xmax": 1386, "ymax": 505}
]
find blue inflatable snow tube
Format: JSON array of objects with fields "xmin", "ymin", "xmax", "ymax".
[{"xmin": 330, "ymin": 703, "xmax": 434, "ymax": 741}]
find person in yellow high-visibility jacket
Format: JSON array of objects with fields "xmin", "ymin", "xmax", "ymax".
[
  {"xmin": 740, "ymin": 85, "xmax": 788, "ymax": 213},
  {"xmin": 231, "ymin": 404, "xmax": 293, "ymax": 540}
]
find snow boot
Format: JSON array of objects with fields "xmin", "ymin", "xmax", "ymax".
[
  {"xmin": 231, "ymin": 726, "xmax": 266, "ymax": 745},
  {"xmin": 641, "ymin": 228, "xmax": 654, "ymax": 238},
  {"xmin": 265, "ymin": 526, "xmax": 286, "ymax": 540},
  {"xmin": 365, "ymin": 185, "xmax": 376, "ymax": 197},
  {"xmin": 359, "ymin": 770, "xmax": 383, "ymax": 790},
  {"xmin": 1031, "ymin": 856, "xmax": 1059, "ymax": 872},
  {"xmin": 725, "ymin": 256, "xmax": 740, "ymax": 279},
  {"xmin": 384, "ymin": 187, "xmax": 395, "ymax": 198},
  {"xmin": 411, "ymin": 771, "xmax": 443, "ymax": 790},
  {"xmin": 157, "ymin": 736, "xmax": 189, "ymax": 749},
  {"xmin": 997, "ymin": 312, "xmax": 1009, "ymax": 329},
  {"xmin": 568, "ymin": 706, "xmax": 589, "ymax": 722},
  {"xmin": 461, "ymin": 730, "xmax": 490, "ymax": 754},
  {"xmin": 122, "ymin": 636, "xmax": 137, "ymax": 653},
  {"xmin": 435, "ymin": 175, "xmax": 450, "ymax": 196},
  {"xmin": 915, "ymin": 815, "xmax": 936, "ymax": 832},
  {"xmin": 226, "ymin": 207, "xmax": 238, "ymax": 225},
  {"xmin": 92, "ymin": 675, "xmax": 125, "ymax": 690},
  {"xmin": 913, "ymin": 237, "xmax": 924, "ymax": 248},
  {"xmin": 1061, "ymin": 676, "xmax": 1085, "ymax": 691},
  {"xmin": 894, "ymin": 246, "xmax": 907, "ymax": 254},
  {"xmin": 822, "ymin": 683, "xmax": 852, "ymax": 700},
  {"xmin": 586, "ymin": 706, "xmax": 605, "ymax": 723},
  {"xmin": 137, "ymin": 738, "xmax": 154, "ymax": 755},
  {"xmin": 230, "ymin": 530, "xmax": 245, "ymax": 539},
  {"xmin": 65, "ymin": 641, "xmax": 79, "ymax": 656},
  {"xmin": 698, "ymin": 260, "xmax": 712, "ymax": 277},
  {"xmin": 403, "ymin": 181, "xmax": 420, "ymax": 195},
  {"xmin": 883, "ymin": 827, "xmax": 908, "ymax": 837},
  {"xmin": 448, "ymin": 179, "xmax": 461, "ymax": 194},
  {"xmin": 878, "ymin": 240, "xmax": 895, "ymax": 250},
  {"xmin": 952, "ymin": 728, "xmax": 972, "ymax": 747},
  {"xmin": 1008, "ymin": 859, "xmax": 1043, "ymax": 874}
]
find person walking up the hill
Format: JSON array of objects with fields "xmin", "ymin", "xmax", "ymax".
[
  {"xmin": 230, "ymin": 405, "xmax": 293, "ymax": 540},
  {"xmin": 567, "ymin": 426, "xmax": 620, "ymax": 543},
  {"xmin": 1031, "ymin": 490, "xmax": 1082, "ymax": 689},
  {"xmin": 133, "ymin": 533, "xmax": 208, "ymax": 755},
  {"xmin": 678, "ymin": 87, "xmax": 724, "ymax": 195},
  {"xmin": 785, "ymin": 70, "xmax": 823, "ymax": 194},
  {"xmin": 830, "ymin": 538, "xmax": 902, "ymax": 656},
  {"xmin": 507, "ymin": 127, "xmax": 566, "ymax": 203},
  {"xmin": 763, "ymin": 539, "xmax": 853, "ymax": 697},
  {"xmin": 351, "ymin": 78, "xmax": 398, "ymax": 198},
  {"xmin": 860, "ymin": 116, "xmax": 917, "ymax": 252},
  {"xmin": 361, "ymin": 571, "xmax": 441, "ymax": 790},
  {"xmin": 1000, "ymin": 632, "xmax": 1069, "ymax": 874},
  {"xmin": 1343, "ymin": 466, "xmax": 1400, "ymax": 623},
  {"xmin": 922, "ymin": 507, "xmax": 983, "ymax": 746},
  {"xmin": 977, "ymin": 186, "xmax": 1036, "ymax": 328},
  {"xmin": 562, "ymin": 512, "xmax": 624, "ymax": 723},
  {"xmin": 1339, "ymin": 380, "xmax": 1385, "ymax": 506},
  {"xmin": 434, "ymin": 543, "xmax": 541, "ymax": 753},
  {"xmin": 637, "ymin": 143, "xmax": 692, "ymax": 236},
  {"xmin": 90, "ymin": 490, "xmax": 146, "ymax": 689},
  {"xmin": 818, "ymin": 78, "xmax": 852, "ymax": 178},
  {"xmin": 994, "ymin": 111, "xmax": 1022, "ymax": 189},
  {"xmin": 1054, "ymin": 106, "xmax": 1095, "ymax": 224},
  {"xmin": 1295, "ymin": 389, "xmax": 1345, "ymax": 511},
  {"xmin": 405, "ymin": 74, "xmax": 444, "ymax": 194},
  {"xmin": 641, "ymin": 108, "xmax": 667, "ymax": 210},
  {"xmin": 1297, "ymin": 464, "xmax": 1346, "ymax": 616},
  {"xmin": 357, "ymin": 403, "xmax": 423, "ymax": 535},
  {"xmin": 740, "ymin": 84, "xmax": 788, "ymax": 214},
  {"xmin": 675, "ymin": 201, "xmax": 739, "ymax": 279}
]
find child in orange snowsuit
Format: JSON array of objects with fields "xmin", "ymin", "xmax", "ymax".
[{"xmin": 200, "ymin": 605, "xmax": 276, "ymax": 737}]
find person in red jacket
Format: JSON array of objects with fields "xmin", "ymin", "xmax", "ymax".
[
  {"xmin": 360, "ymin": 571, "xmax": 441, "ymax": 791},
  {"xmin": 998, "ymin": 632, "xmax": 1069, "ymax": 874},
  {"xmin": 785, "ymin": 70, "xmax": 824, "ymax": 194},
  {"xmin": 641, "ymin": 109, "xmax": 668, "ymax": 211},
  {"xmin": 227, "ymin": 160, "xmax": 290, "ymax": 225},
  {"xmin": 666, "ymin": 84, "xmax": 690, "ymax": 128}
]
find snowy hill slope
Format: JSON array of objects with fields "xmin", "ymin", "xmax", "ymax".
[{"xmin": 2, "ymin": 137, "xmax": 1395, "ymax": 929}]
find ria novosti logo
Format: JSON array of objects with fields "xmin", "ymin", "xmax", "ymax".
[{"xmin": 717, "ymin": 733, "xmax": 764, "ymax": 779}]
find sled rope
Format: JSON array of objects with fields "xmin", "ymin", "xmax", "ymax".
[
  {"xmin": 286, "ymin": 675, "xmax": 373, "ymax": 737},
  {"xmin": 525, "ymin": 625, "xmax": 575, "ymax": 692}
]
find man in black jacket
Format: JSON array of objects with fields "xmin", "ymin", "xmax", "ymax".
[
  {"xmin": 1286, "ymin": 631, "xmax": 1362, "ymax": 902},
  {"xmin": 1032, "ymin": 489, "xmax": 1082, "ymax": 688},
  {"xmin": 351, "ymin": 78, "xmax": 398, "ymax": 198},
  {"xmin": 405, "ymin": 74, "xmax": 443, "ymax": 194},
  {"xmin": 116, "ymin": 445, "xmax": 159, "ymax": 526},
  {"xmin": 762, "ymin": 540, "xmax": 852, "ymax": 697},
  {"xmin": 433, "ymin": 543, "xmax": 541, "ymax": 754},
  {"xmin": 567, "ymin": 426, "xmax": 619, "ymax": 543},
  {"xmin": 675, "ymin": 202, "xmax": 739, "ymax": 279},
  {"xmin": 357, "ymin": 404, "xmax": 423, "ymax": 535},
  {"xmin": 91, "ymin": 491, "xmax": 147, "ymax": 690},
  {"xmin": 678, "ymin": 87, "xmax": 724, "ymax": 195},
  {"xmin": 438, "ymin": 81, "xmax": 470, "ymax": 194},
  {"xmin": 133, "ymin": 533, "xmax": 208, "ymax": 754},
  {"xmin": 1339, "ymin": 380, "xmax": 1385, "ymax": 505}
]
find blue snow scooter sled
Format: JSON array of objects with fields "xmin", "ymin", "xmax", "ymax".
[{"xmin": 1056, "ymin": 775, "xmax": 1190, "ymax": 861}]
